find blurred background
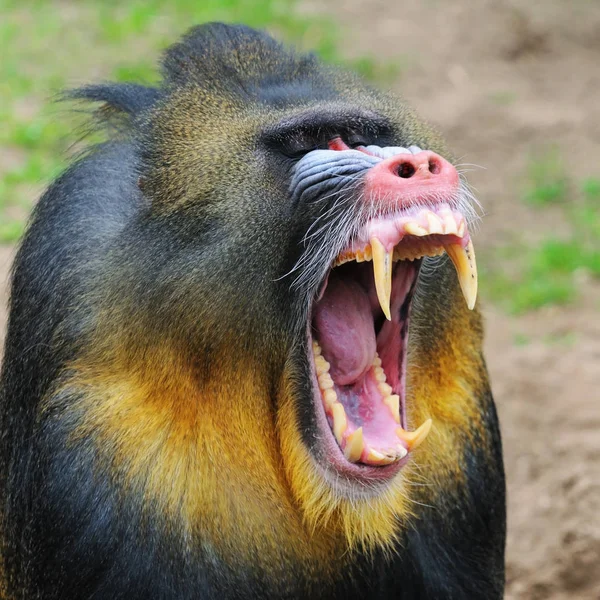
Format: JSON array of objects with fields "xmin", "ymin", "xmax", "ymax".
[{"xmin": 0, "ymin": 1, "xmax": 598, "ymax": 598}]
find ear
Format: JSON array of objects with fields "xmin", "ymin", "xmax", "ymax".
[{"xmin": 65, "ymin": 83, "xmax": 160, "ymax": 116}]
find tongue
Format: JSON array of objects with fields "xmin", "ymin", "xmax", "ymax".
[{"xmin": 312, "ymin": 274, "xmax": 376, "ymax": 385}]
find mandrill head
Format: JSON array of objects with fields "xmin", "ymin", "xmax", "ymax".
[{"xmin": 63, "ymin": 22, "xmax": 503, "ymax": 589}]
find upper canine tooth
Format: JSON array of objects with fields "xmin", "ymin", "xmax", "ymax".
[
  {"xmin": 426, "ymin": 212, "xmax": 443, "ymax": 234},
  {"xmin": 444, "ymin": 239, "xmax": 478, "ymax": 310},
  {"xmin": 396, "ymin": 418, "xmax": 433, "ymax": 451},
  {"xmin": 457, "ymin": 221, "xmax": 466, "ymax": 237},
  {"xmin": 370, "ymin": 237, "xmax": 393, "ymax": 321},
  {"xmin": 405, "ymin": 222, "xmax": 428, "ymax": 237},
  {"xmin": 344, "ymin": 427, "xmax": 364, "ymax": 462}
]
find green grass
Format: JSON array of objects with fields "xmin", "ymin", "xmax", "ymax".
[
  {"xmin": 1, "ymin": 0, "xmax": 403, "ymax": 243},
  {"xmin": 483, "ymin": 170, "xmax": 600, "ymax": 313},
  {"xmin": 523, "ymin": 148, "xmax": 569, "ymax": 206}
]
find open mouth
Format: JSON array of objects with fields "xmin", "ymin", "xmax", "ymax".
[{"xmin": 309, "ymin": 202, "xmax": 477, "ymax": 479}]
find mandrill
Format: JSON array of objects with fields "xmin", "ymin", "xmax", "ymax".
[{"xmin": 0, "ymin": 23, "xmax": 505, "ymax": 600}]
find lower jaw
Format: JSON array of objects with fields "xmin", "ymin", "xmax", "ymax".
[
  {"xmin": 307, "ymin": 262, "xmax": 419, "ymax": 486},
  {"xmin": 311, "ymin": 415, "xmax": 408, "ymax": 488}
]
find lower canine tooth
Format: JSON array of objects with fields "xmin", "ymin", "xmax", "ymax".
[
  {"xmin": 396, "ymin": 419, "xmax": 433, "ymax": 451},
  {"xmin": 344, "ymin": 427, "xmax": 364, "ymax": 462},
  {"xmin": 444, "ymin": 239, "xmax": 478, "ymax": 310},
  {"xmin": 383, "ymin": 394, "xmax": 400, "ymax": 423},
  {"xmin": 332, "ymin": 403, "xmax": 347, "ymax": 444}
]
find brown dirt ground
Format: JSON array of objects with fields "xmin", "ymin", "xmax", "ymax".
[{"xmin": 1, "ymin": 1, "xmax": 599, "ymax": 597}]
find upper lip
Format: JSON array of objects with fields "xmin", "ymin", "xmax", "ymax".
[{"xmin": 335, "ymin": 202, "xmax": 478, "ymax": 314}]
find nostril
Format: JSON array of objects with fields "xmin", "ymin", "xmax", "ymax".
[
  {"xmin": 397, "ymin": 161, "xmax": 416, "ymax": 179},
  {"xmin": 428, "ymin": 159, "xmax": 441, "ymax": 175}
]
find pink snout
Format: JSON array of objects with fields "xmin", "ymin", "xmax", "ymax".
[{"xmin": 363, "ymin": 150, "xmax": 459, "ymax": 206}]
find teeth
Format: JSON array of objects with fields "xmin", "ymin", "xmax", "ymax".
[
  {"xmin": 365, "ymin": 444, "xmax": 407, "ymax": 465},
  {"xmin": 334, "ymin": 245, "xmax": 373, "ymax": 267},
  {"xmin": 442, "ymin": 214, "xmax": 457, "ymax": 235},
  {"xmin": 396, "ymin": 419, "xmax": 433, "ymax": 451},
  {"xmin": 332, "ymin": 213, "xmax": 475, "ymax": 310},
  {"xmin": 323, "ymin": 389, "xmax": 337, "ymax": 409},
  {"xmin": 405, "ymin": 222, "xmax": 428, "ymax": 237},
  {"xmin": 313, "ymin": 341, "xmax": 338, "ymax": 409},
  {"xmin": 332, "ymin": 403, "xmax": 347, "ymax": 444},
  {"xmin": 366, "ymin": 449, "xmax": 391, "ymax": 464},
  {"xmin": 370, "ymin": 237, "xmax": 393, "ymax": 321},
  {"xmin": 318, "ymin": 372, "xmax": 334, "ymax": 389},
  {"xmin": 344, "ymin": 427, "xmax": 364, "ymax": 462},
  {"xmin": 378, "ymin": 382, "xmax": 392, "ymax": 396},
  {"xmin": 374, "ymin": 366, "xmax": 386, "ymax": 382},
  {"xmin": 444, "ymin": 239, "xmax": 478, "ymax": 310},
  {"xmin": 393, "ymin": 245, "xmax": 444, "ymax": 262},
  {"xmin": 365, "ymin": 449, "xmax": 397, "ymax": 465},
  {"xmin": 396, "ymin": 445, "xmax": 408, "ymax": 460},
  {"xmin": 383, "ymin": 394, "xmax": 400, "ymax": 423},
  {"xmin": 372, "ymin": 353, "xmax": 382, "ymax": 367},
  {"xmin": 425, "ymin": 212, "xmax": 443, "ymax": 234},
  {"xmin": 315, "ymin": 354, "xmax": 330, "ymax": 375}
]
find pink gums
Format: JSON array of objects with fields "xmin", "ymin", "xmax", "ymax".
[{"xmin": 364, "ymin": 203, "xmax": 471, "ymax": 252}]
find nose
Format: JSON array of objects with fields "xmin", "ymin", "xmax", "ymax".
[{"xmin": 363, "ymin": 150, "xmax": 459, "ymax": 204}]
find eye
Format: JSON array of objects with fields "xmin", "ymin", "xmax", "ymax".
[
  {"xmin": 328, "ymin": 133, "xmax": 371, "ymax": 152},
  {"xmin": 280, "ymin": 131, "xmax": 329, "ymax": 159},
  {"xmin": 345, "ymin": 133, "xmax": 369, "ymax": 149}
]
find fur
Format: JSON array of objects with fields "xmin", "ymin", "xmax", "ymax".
[{"xmin": 0, "ymin": 23, "xmax": 505, "ymax": 599}]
